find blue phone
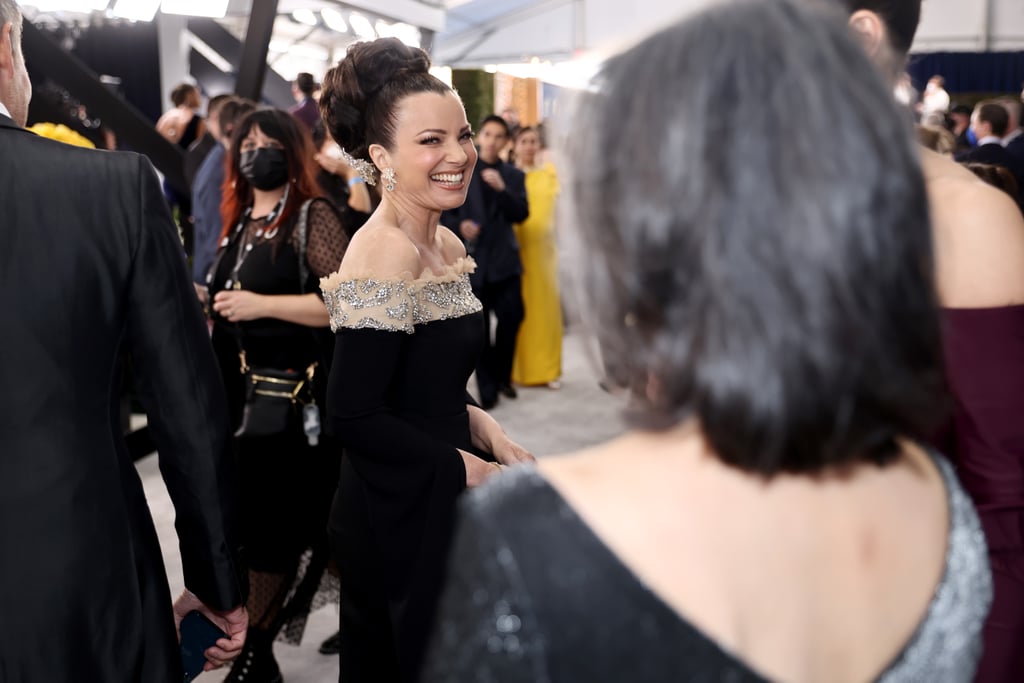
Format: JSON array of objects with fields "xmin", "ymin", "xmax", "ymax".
[{"xmin": 180, "ymin": 610, "xmax": 227, "ymax": 682}]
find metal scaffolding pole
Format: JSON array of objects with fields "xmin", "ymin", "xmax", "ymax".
[{"xmin": 235, "ymin": 0, "xmax": 279, "ymax": 102}]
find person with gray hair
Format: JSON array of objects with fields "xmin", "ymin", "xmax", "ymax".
[
  {"xmin": 421, "ymin": 1, "xmax": 990, "ymax": 681},
  {"xmin": 0, "ymin": 1, "xmax": 248, "ymax": 680}
]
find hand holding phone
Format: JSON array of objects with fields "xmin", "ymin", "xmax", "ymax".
[
  {"xmin": 181, "ymin": 610, "xmax": 228, "ymax": 682},
  {"xmin": 173, "ymin": 589, "xmax": 249, "ymax": 676}
]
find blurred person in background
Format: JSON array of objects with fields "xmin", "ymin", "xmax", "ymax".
[
  {"xmin": 949, "ymin": 103, "xmax": 974, "ymax": 154},
  {"xmin": 841, "ymin": 0, "xmax": 1024, "ymax": 679},
  {"xmin": 311, "ymin": 119, "xmax": 373, "ymax": 237},
  {"xmin": 441, "ymin": 114, "xmax": 529, "ymax": 409},
  {"xmin": 955, "ymin": 101, "xmax": 1024, "ymax": 210},
  {"xmin": 963, "ymin": 162, "xmax": 1021, "ymax": 203},
  {"xmin": 423, "ymin": 2, "xmax": 990, "ymax": 681},
  {"xmin": 185, "ymin": 93, "xmax": 231, "ymax": 190},
  {"xmin": 157, "ymin": 82, "xmax": 205, "ymax": 148},
  {"xmin": 192, "ymin": 97, "xmax": 256, "ymax": 288},
  {"xmin": 290, "ymin": 72, "xmax": 320, "ymax": 131},
  {"xmin": 157, "ymin": 82, "xmax": 205, "ymax": 256},
  {"xmin": 999, "ymin": 97, "xmax": 1024, "ymax": 164},
  {"xmin": 207, "ymin": 108, "xmax": 349, "ymax": 683},
  {"xmin": 916, "ymin": 123, "xmax": 955, "ymax": 156},
  {"xmin": 510, "ymin": 126, "xmax": 563, "ymax": 389},
  {"xmin": 918, "ymin": 74, "xmax": 950, "ymax": 119}
]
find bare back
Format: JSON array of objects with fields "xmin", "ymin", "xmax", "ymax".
[
  {"xmin": 921, "ymin": 147, "xmax": 1024, "ymax": 308},
  {"xmin": 540, "ymin": 429, "xmax": 949, "ymax": 683}
]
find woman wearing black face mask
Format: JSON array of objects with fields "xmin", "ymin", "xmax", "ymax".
[{"xmin": 206, "ymin": 108, "xmax": 349, "ymax": 683}]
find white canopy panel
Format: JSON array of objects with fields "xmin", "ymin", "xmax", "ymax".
[{"xmin": 436, "ymin": 0, "xmax": 1024, "ymax": 69}]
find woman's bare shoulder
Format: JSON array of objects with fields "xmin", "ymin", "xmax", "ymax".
[
  {"xmin": 335, "ymin": 223, "xmax": 421, "ymax": 281},
  {"xmin": 437, "ymin": 224, "xmax": 468, "ymax": 261},
  {"xmin": 923, "ymin": 150, "xmax": 1024, "ymax": 307}
]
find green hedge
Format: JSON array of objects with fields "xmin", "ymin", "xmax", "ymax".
[{"xmin": 452, "ymin": 69, "xmax": 495, "ymax": 130}]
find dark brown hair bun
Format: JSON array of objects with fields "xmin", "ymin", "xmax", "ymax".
[{"xmin": 320, "ymin": 37, "xmax": 452, "ymax": 165}]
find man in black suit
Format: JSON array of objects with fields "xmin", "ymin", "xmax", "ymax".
[
  {"xmin": 956, "ymin": 101, "xmax": 1024, "ymax": 204},
  {"xmin": 442, "ymin": 115, "xmax": 529, "ymax": 408},
  {"xmin": 0, "ymin": 2, "xmax": 248, "ymax": 680},
  {"xmin": 1000, "ymin": 97, "xmax": 1024, "ymax": 166}
]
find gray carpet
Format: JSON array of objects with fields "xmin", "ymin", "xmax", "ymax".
[{"xmin": 138, "ymin": 332, "xmax": 626, "ymax": 682}]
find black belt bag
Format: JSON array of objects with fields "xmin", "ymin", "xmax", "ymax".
[{"xmin": 235, "ymin": 360, "xmax": 317, "ymax": 438}]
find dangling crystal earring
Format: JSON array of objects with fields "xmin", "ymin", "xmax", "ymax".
[{"xmin": 382, "ymin": 167, "xmax": 396, "ymax": 192}]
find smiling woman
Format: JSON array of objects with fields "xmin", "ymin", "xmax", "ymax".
[{"xmin": 317, "ymin": 37, "xmax": 534, "ymax": 682}]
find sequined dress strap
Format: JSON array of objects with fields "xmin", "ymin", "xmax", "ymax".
[{"xmin": 876, "ymin": 450, "xmax": 992, "ymax": 682}]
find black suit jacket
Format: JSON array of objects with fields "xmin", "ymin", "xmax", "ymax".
[
  {"xmin": 1004, "ymin": 132, "xmax": 1024, "ymax": 167},
  {"xmin": 441, "ymin": 159, "xmax": 529, "ymax": 289},
  {"xmin": 184, "ymin": 131, "xmax": 217, "ymax": 190},
  {"xmin": 0, "ymin": 114, "xmax": 246, "ymax": 682}
]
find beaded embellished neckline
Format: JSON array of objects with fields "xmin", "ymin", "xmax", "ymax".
[{"xmin": 320, "ymin": 257, "xmax": 482, "ymax": 334}]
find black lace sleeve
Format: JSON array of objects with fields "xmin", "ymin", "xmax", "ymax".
[{"xmin": 303, "ymin": 198, "xmax": 349, "ymax": 279}]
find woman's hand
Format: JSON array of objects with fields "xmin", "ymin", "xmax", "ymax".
[
  {"xmin": 467, "ymin": 405, "xmax": 535, "ymax": 466},
  {"xmin": 212, "ymin": 290, "xmax": 267, "ymax": 323},
  {"xmin": 315, "ymin": 151, "xmax": 345, "ymax": 177},
  {"xmin": 459, "ymin": 449, "xmax": 502, "ymax": 488},
  {"xmin": 491, "ymin": 435, "xmax": 535, "ymax": 466}
]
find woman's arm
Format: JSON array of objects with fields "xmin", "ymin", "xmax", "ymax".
[
  {"xmin": 467, "ymin": 404, "xmax": 536, "ymax": 466},
  {"xmin": 347, "ymin": 178, "xmax": 373, "ymax": 214},
  {"xmin": 211, "ymin": 290, "xmax": 328, "ymax": 327}
]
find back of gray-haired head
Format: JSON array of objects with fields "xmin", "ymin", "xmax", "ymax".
[{"xmin": 563, "ymin": 0, "xmax": 943, "ymax": 475}]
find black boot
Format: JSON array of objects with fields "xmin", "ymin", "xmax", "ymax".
[{"xmin": 225, "ymin": 628, "xmax": 283, "ymax": 683}]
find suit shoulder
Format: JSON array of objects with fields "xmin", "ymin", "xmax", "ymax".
[{"xmin": 23, "ymin": 134, "xmax": 148, "ymax": 175}]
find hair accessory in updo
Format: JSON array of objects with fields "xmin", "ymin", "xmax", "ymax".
[
  {"xmin": 339, "ymin": 147, "xmax": 377, "ymax": 186},
  {"xmin": 319, "ymin": 37, "xmax": 453, "ymax": 172}
]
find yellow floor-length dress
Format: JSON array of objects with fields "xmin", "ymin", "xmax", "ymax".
[{"xmin": 512, "ymin": 162, "xmax": 563, "ymax": 386}]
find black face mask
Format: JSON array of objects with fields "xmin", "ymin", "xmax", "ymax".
[{"xmin": 239, "ymin": 147, "xmax": 289, "ymax": 191}]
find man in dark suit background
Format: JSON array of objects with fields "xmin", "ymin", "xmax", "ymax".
[
  {"xmin": 956, "ymin": 101, "xmax": 1024, "ymax": 198},
  {"xmin": 0, "ymin": 2, "xmax": 248, "ymax": 680},
  {"xmin": 442, "ymin": 115, "xmax": 529, "ymax": 408},
  {"xmin": 1000, "ymin": 97, "xmax": 1024, "ymax": 166}
]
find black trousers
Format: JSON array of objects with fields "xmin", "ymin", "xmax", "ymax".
[{"xmin": 474, "ymin": 274, "xmax": 525, "ymax": 404}]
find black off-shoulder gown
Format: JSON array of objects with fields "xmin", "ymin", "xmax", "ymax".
[{"xmin": 322, "ymin": 259, "xmax": 489, "ymax": 682}]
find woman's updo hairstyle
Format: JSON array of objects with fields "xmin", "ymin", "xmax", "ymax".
[{"xmin": 320, "ymin": 37, "xmax": 452, "ymax": 174}]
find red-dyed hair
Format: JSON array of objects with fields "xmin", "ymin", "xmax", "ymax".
[{"xmin": 219, "ymin": 108, "xmax": 323, "ymax": 248}]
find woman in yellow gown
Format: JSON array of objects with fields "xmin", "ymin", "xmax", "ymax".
[{"xmin": 512, "ymin": 127, "xmax": 563, "ymax": 387}]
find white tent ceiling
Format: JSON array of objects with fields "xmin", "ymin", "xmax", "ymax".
[{"xmin": 435, "ymin": 0, "xmax": 1024, "ymax": 69}]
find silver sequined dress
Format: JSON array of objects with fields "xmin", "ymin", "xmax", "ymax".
[{"xmin": 423, "ymin": 451, "xmax": 991, "ymax": 682}]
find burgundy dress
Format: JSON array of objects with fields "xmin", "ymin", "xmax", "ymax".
[{"xmin": 935, "ymin": 305, "xmax": 1024, "ymax": 682}]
